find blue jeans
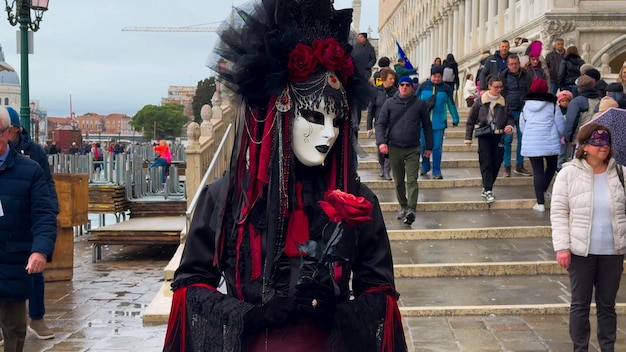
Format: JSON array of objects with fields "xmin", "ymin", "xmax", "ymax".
[
  {"xmin": 150, "ymin": 157, "xmax": 168, "ymax": 183},
  {"xmin": 421, "ymin": 128, "xmax": 445, "ymax": 176},
  {"xmin": 29, "ymin": 272, "xmax": 45, "ymax": 320},
  {"xmin": 503, "ymin": 111, "xmax": 523, "ymax": 167}
]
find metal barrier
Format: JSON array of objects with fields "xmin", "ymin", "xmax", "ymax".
[
  {"xmin": 185, "ymin": 124, "xmax": 234, "ymax": 231},
  {"xmin": 49, "ymin": 151, "xmax": 186, "ymax": 200}
]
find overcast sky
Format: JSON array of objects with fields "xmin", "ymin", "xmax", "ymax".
[{"xmin": 0, "ymin": 0, "xmax": 377, "ymax": 117}]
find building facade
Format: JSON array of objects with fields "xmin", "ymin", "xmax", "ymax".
[
  {"xmin": 162, "ymin": 85, "xmax": 195, "ymax": 118},
  {"xmin": 378, "ymin": 0, "xmax": 626, "ymax": 86},
  {"xmin": 0, "ymin": 44, "xmax": 19, "ymax": 109}
]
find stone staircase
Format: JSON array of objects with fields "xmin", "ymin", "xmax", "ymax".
[{"xmin": 144, "ymin": 109, "xmax": 626, "ymax": 348}]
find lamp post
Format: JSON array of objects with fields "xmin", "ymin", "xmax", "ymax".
[{"xmin": 4, "ymin": 0, "xmax": 50, "ymax": 133}]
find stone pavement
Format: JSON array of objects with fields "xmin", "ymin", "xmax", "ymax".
[
  {"xmin": 23, "ymin": 237, "xmax": 174, "ymax": 352},
  {"xmin": 20, "ymin": 222, "xmax": 626, "ymax": 352}
]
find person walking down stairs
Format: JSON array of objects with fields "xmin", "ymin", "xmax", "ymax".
[
  {"xmin": 376, "ymin": 76, "xmax": 433, "ymax": 225},
  {"xmin": 464, "ymin": 75, "xmax": 514, "ymax": 203}
]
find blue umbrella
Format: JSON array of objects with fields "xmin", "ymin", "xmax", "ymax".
[{"xmin": 589, "ymin": 107, "xmax": 626, "ymax": 165}]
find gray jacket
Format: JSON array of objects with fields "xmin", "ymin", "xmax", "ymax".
[{"xmin": 375, "ymin": 92, "xmax": 433, "ymax": 150}]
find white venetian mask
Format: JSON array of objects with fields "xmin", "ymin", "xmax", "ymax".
[{"xmin": 291, "ymin": 100, "xmax": 339, "ymax": 166}]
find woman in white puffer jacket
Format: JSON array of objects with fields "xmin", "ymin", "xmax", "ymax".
[
  {"xmin": 551, "ymin": 122, "xmax": 626, "ymax": 352},
  {"xmin": 520, "ymin": 79, "xmax": 564, "ymax": 212}
]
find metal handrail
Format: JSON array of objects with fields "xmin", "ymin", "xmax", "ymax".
[{"xmin": 185, "ymin": 123, "xmax": 234, "ymax": 230}]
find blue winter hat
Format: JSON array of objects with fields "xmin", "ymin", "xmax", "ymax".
[
  {"xmin": 398, "ymin": 76, "xmax": 413, "ymax": 85},
  {"xmin": 6, "ymin": 106, "xmax": 20, "ymax": 128}
]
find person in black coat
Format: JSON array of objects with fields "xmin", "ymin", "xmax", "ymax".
[
  {"xmin": 5, "ymin": 106, "xmax": 59, "ymax": 340},
  {"xmin": 375, "ymin": 76, "xmax": 433, "ymax": 225},
  {"xmin": 351, "ymin": 32, "xmax": 376, "ymax": 81},
  {"xmin": 0, "ymin": 107, "xmax": 57, "ymax": 351},
  {"xmin": 558, "ymin": 46, "xmax": 585, "ymax": 94},
  {"xmin": 367, "ymin": 68, "xmax": 398, "ymax": 180}
]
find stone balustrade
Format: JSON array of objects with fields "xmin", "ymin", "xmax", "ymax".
[{"xmin": 184, "ymin": 81, "xmax": 238, "ymax": 206}]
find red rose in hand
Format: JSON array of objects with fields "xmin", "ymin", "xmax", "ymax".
[
  {"xmin": 313, "ymin": 38, "xmax": 345, "ymax": 71},
  {"xmin": 288, "ymin": 43, "xmax": 319, "ymax": 82},
  {"xmin": 318, "ymin": 189, "xmax": 373, "ymax": 227}
]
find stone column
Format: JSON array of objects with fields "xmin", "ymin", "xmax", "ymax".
[
  {"xmin": 478, "ymin": 0, "xmax": 487, "ymax": 48},
  {"xmin": 498, "ymin": 0, "xmax": 506, "ymax": 38},
  {"xmin": 488, "ymin": 0, "xmax": 496, "ymax": 43},
  {"xmin": 519, "ymin": 0, "xmax": 528, "ymax": 25},
  {"xmin": 508, "ymin": 0, "xmax": 516, "ymax": 33},
  {"xmin": 471, "ymin": 0, "xmax": 479, "ymax": 50},
  {"xmin": 452, "ymin": 6, "xmax": 460, "ymax": 56},
  {"xmin": 459, "ymin": 1, "xmax": 467, "ymax": 57}
]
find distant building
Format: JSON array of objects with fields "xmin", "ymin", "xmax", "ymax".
[
  {"xmin": 379, "ymin": 0, "xmax": 626, "ymax": 90},
  {"xmin": 0, "ymin": 44, "xmax": 19, "ymax": 109},
  {"xmin": 75, "ymin": 112, "xmax": 132, "ymax": 141},
  {"xmin": 162, "ymin": 85, "xmax": 195, "ymax": 119}
]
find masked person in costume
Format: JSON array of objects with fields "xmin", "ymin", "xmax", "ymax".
[{"xmin": 163, "ymin": 1, "xmax": 407, "ymax": 351}]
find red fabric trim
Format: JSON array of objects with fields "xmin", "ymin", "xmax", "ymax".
[
  {"xmin": 164, "ymin": 283, "xmax": 217, "ymax": 352},
  {"xmin": 342, "ymin": 119, "xmax": 349, "ymax": 192},
  {"xmin": 235, "ymin": 222, "xmax": 245, "ymax": 300},
  {"xmin": 333, "ymin": 261, "xmax": 342, "ymax": 283},
  {"xmin": 362, "ymin": 286, "xmax": 402, "ymax": 352},
  {"xmin": 284, "ymin": 182, "xmax": 309, "ymax": 257},
  {"xmin": 249, "ymin": 222, "xmax": 262, "ymax": 280},
  {"xmin": 257, "ymin": 98, "xmax": 277, "ymax": 189}
]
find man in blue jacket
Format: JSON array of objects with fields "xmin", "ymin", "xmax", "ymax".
[
  {"xmin": 416, "ymin": 66, "xmax": 460, "ymax": 179},
  {"xmin": 375, "ymin": 76, "xmax": 433, "ymax": 225},
  {"xmin": 6, "ymin": 106, "xmax": 58, "ymax": 341},
  {"xmin": 0, "ymin": 107, "xmax": 57, "ymax": 351}
]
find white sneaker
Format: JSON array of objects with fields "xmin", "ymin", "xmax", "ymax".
[
  {"xmin": 533, "ymin": 203, "xmax": 546, "ymax": 212},
  {"xmin": 485, "ymin": 191, "xmax": 495, "ymax": 203}
]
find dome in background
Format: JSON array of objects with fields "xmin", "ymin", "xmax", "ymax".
[{"xmin": 0, "ymin": 44, "xmax": 19, "ymax": 85}]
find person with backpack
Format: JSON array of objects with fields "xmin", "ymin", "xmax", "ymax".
[
  {"xmin": 415, "ymin": 66, "xmax": 460, "ymax": 179},
  {"xmin": 519, "ymin": 79, "xmax": 564, "ymax": 212},
  {"xmin": 558, "ymin": 45, "xmax": 585, "ymax": 94},
  {"xmin": 442, "ymin": 53, "xmax": 459, "ymax": 92},
  {"xmin": 564, "ymin": 75, "xmax": 601, "ymax": 150},
  {"xmin": 92, "ymin": 142, "xmax": 104, "ymax": 179}
]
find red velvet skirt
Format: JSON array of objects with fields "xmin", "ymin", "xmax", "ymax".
[{"xmin": 245, "ymin": 318, "xmax": 330, "ymax": 351}]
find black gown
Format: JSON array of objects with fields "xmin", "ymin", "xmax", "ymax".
[{"xmin": 164, "ymin": 173, "xmax": 406, "ymax": 352}]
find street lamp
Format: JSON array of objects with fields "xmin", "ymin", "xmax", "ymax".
[{"xmin": 4, "ymin": 0, "xmax": 50, "ymax": 133}]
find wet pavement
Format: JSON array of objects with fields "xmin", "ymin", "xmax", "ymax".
[
  {"xmin": 18, "ymin": 216, "xmax": 626, "ymax": 352},
  {"xmin": 23, "ymin": 230, "xmax": 174, "ymax": 352}
]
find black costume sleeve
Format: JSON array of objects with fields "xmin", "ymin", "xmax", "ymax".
[{"xmin": 328, "ymin": 185, "xmax": 407, "ymax": 352}]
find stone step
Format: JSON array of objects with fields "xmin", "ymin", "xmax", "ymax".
[
  {"xmin": 357, "ymin": 155, "xmax": 532, "ymax": 170},
  {"xmin": 376, "ymin": 185, "xmax": 543, "ymax": 212},
  {"xmin": 387, "ymin": 225, "xmax": 551, "ymax": 241},
  {"xmin": 395, "ymin": 275, "xmax": 626, "ymax": 316},
  {"xmin": 359, "ymin": 168, "xmax": 534, "ymax": 189},
  {"xmin": 383, "ymin": 207, "xmax": 550, "ymax": 230},
  {"xmin": 358, "ymin": 137, "xmax": 518, "ymax": 154},
  {"xmin": 391, "ymin": 237, "xmax": 554, "ymax": 265},
  {"xmin": 357, "ymin": 126, "xmax": 469, "ymax": 140}
]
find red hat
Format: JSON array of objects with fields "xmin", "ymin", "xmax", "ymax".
[
  {"xmin": 530, "ymin": 79, "xmax": 549, "ymax": 93},
  {"xmin": 528, "ymin": 40, "xmax": 543, "ymax": 58}
]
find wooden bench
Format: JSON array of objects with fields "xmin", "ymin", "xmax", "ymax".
[{"xmin": 88, "ymin": 216, "xmax": 185, "ymax": 262}]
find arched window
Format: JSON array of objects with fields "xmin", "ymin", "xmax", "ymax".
[{"xmin": 3, "ymin": 98, "xmax": 8, "ymax": 105}]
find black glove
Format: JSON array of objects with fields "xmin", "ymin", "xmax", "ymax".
[
  {"xmin": 244, "ymin": 296, "xmax": 296, "ymax": 333},
  {"xmin": 294, "ymin": 282, "xmax": 337, "ymax": 327}
]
